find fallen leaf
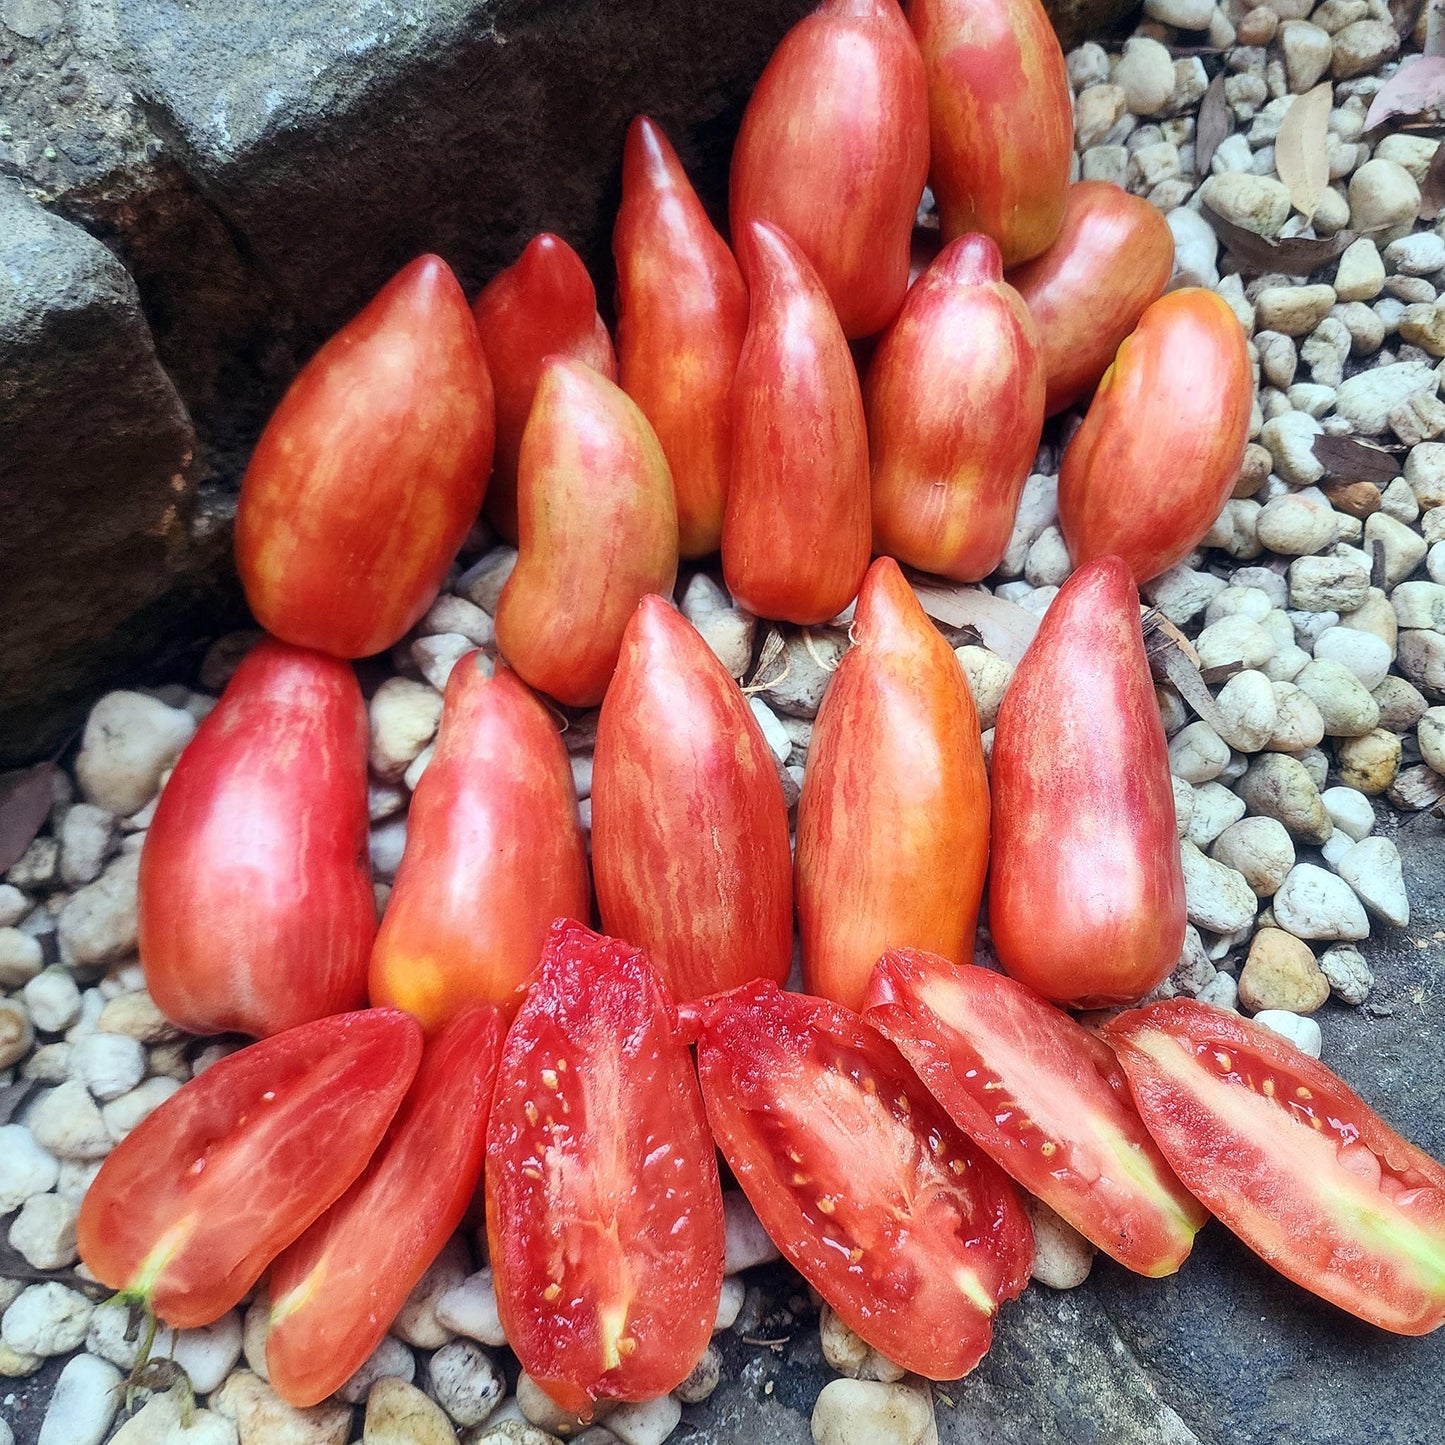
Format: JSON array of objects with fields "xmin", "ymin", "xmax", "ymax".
[
  {"xmin": 1311, "ymin": 433, "xmax": 1403, "ymax": 484},
  {"xmin": 1421, "ymin": 142, "xmax": 1445, "ymax": 219},
  {"xmin": 1142, "ymin": 612, "xmax": 1232, "ymax": 737},
  {"xmin": 1370, "ymin": 539, "xmax": 1388, "ymax": 589},
  {"xmin": 0, "ymin": 763, "xmax": 58, "ymax": 875},
  {"xmin": 909, "ymin": 580, "xmax": 1040, "ymax": 664},
  {"xmin": 1196, "ymin": 70, "xmax": 1231, "ymax": 175},
  {"xmin": 1364, "ymin": 54, "xmax": 1445, "ymax": 132},
  {"xmin": 1276, "ymin": 83, "xmax": 1333, "ymax": 222},
  {"xmin": 1200, "ymin": 203, "xmax": 1352, "ymax": 275}
]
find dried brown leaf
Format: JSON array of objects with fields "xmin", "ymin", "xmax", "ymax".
[
  {"xmin": 1196, "ymin": 69, "xmax": 1231, "ymax": 175},
  {"xmin": 1312, "ymin": 433, "xmax": 1403, "ymax": 484},
  {"xmin": 1276, "ymin": 83, "xmax": 1333, "ymax": 222},
  {"xmin": 909, "ymin": 581, "xmax": 1040, "ymax": 664},
  {"xmin": 1421, "ymin": 142, "xmax": 1445, "ymax": 220},
  {"xmin": 1364, "ymin": 55, "xmax": 1445, "ymax": 132},
  {"xmin": 1200, "ymin": 203, "xmax": 1352, "ymax": 275},
  {"xmin": 0, "ymin": 763, "xmax": 58, "ymax": 875},
  {"xmin": 1143, "ymin": 612, "xmax": 1232, "ymax": 736}
]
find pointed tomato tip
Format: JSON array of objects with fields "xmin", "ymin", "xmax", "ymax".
[
  {"xmin": 853, "ymin": 553, "xmax": 922, "ymax": 645},
  {"xmin": 391, "ymin": 253, "xmax": 467, "ymax": 314},
  {"xmin": 931, "ymin": 233, "xmax": 1005, "ymax": 288}
]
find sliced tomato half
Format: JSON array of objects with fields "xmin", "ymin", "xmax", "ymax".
[
  {"xmin": 863, "ymin": 949, "xmax": 1207, "ymax": 1276},
  {"xmin": 691, "ymin": 979, "xmax": 1032, "ymax": 1379},
  {"xmin": 1106, "ymin": 999, "xmax": 1445, "ymax": 1334},
  {"xmin": 485, "ymin": 920, "xmax": 724, "ymax": 1414}
]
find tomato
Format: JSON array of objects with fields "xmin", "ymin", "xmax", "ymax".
[
  {"xmin": 592, "ymin": 596, "xmax": 792, "ymax": 1001},
  {"xmin": 864, "ymin": 949, "xmax": 1207, "ymax": 1276},
  {"xmin": 236, "ymin": 255, "xmax": 494, "ymax": 658},
  {"xmin": 796, "ymin": 557, "xmax": 989, "ymax": 1011},
  {"xmin": 76, "ymin": 1009, "xmax": 421, "ymax": 1330},
  {"xmin": 139, "ymin": 639, "xmax": 374, "ymax": 1038},
  {"xmin": 722, "ymin": 222, "xmax": 870, "ymax": 626},
  {"xmin": 910, "ymin": 0, "xmax": 1072, "ymax": 266},
  {"xmin": 486, "ymin": 921, "xmax": 723, "ymax": 1414},
  {"xmin": 1106, "ymin": 1000, "xmax": 1445, "ymax": 1335},
  {"xmin": 1058, "ymin": 287, "xmax": 1252, "ymax": 583},
  {"xmin": 266, "ymin": 1006, "xmax": 504, "ymax": 1405},
  {"xmin": 494, "ymin": 358, "xmax": 678, "ymax": 707},
  {"xmin": 472, "ymin": 233, "xmax": 617, "ymax": 542},
  {"xmin": 1007, "ymin": 181, "xmax": 1175, "ymax": 417},
  {"xmin": 989, "ymin": 557, "xmax": 1184, "ymax": 1006},
  {"xmin": 866, "ymin": 234, "xmax": 1044, "ymax": 582},
  {"xmin": 369, "ymin": 655, "xmax": 589, "ymax": 1029},
  {"xmin": 729, "ymin": 0, "xmax": 928, "ymax": 339},
  {"xmin": 614, "ymin": 117, "xmax": 748, "ymax": 558},
  {"xmin": 690, "ymin": 981, "xmax": 1032, "ymax": 1378}
]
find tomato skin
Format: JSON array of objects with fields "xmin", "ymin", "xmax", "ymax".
[
  {"xmin": 1058, "ymin": 287, "xmax": 1252, "ymax": 583},
  {"xmin": 863, "ymin": 949, "xmax": 1207, "ymax": 1276},
  {"xmin": 910, "ymin": 0, "xmax": 1072, "ymax": 266},
  {"xmin": 729, "ymin": 0, "xmax": 928, "ymax": 339},
  {"xmin": 236, "ymin": 255, "xmax": 494, "ymax": 658},
  {"xmin": 866, "ymin": 234, "xmax": 1044, "ymax": 582},
  {"xmin": 614, "ymin": 117, "xmax": 747, "ymax": 558},
  {"xmin": 796, "ymin": 557, "xmax": 989, "ymax": 1011},
  {"xmin": 265, "ymin": 1006, "xmax": 504, "ymax": 1406},
  {"xmin": 722, "ymin": 222, "xmax": 870, "ymax": 626},
  {"xmin": 139, "ymin": 640, "xmax": 374, "ymax": 1038},
  {"xmin": 1007, "ymin": 182, "xmax": 1175, "ymax": 417},
  {"xmin": 76, "ymin": 1008, "xmax": 422, "ymax": 1330},
  {"xmin": 693, "ymin": 980, "xmax": 1032, "ymax": 1379},
  {"xmin": 990, "ymin": 558, "xmax": 1184, "ymax": 1006},
  {"xmin": 369, "ymin": 656, "xmax": 589, "ymax": 1028},
  {"xmin": 486, "ymin": 920, "xmax": 723, "ymax": 1414},
  {"xmin": 1106, "ymin": 1001, "xmax": 1445, "ymax": 1335},
  {"xmin": 472, "ymin": 233, "xmax": 618, "ymax": 542},
  {"xmin": 494, "ymin": 358, "xmax": 679, "ymax": 707}
]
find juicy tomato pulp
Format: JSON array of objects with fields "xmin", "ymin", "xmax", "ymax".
[
  {"xmin": 1107, "ymin": 1000, "xmax": 1445, "ymax": 1334},
  {"xmin": 690, "ymin": 980, "xmax": 1032, "ymax": 1378},
  {"xmin": 485, "ymin": 921, "xmax": 724, "ymax": 1414},
  {"xmin": 864, "ymin": 950, "xmax": 1206, "ymax": 1276}
]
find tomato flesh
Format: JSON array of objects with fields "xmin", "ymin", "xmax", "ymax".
[
  {"xmin": 485, "ymin": 920, "xmax": 724, "ymax": 1414},
  {"xmin": 863, "ymin": 950, "xmax": 1206, "ymax": 1276},
  {"xmin": 1106, "ymin": 1000, "xmax": 1445, "ymax": 1334},
  {"xmin": 265, "ymin": 1006, "xmax": 504, "ymax": 1405},
  {"xmin": 692, "ymin": 980, "xmax": 1032, "ymax": 1379},
  {"xmin": 76, "ymin": 1009, "xmax": 422, "ymax": 1329}
]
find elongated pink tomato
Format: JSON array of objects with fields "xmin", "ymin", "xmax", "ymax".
[
  {"xmin": 989, "ymin": 557, "xmax": 1185, "ymax": 1005},
  {"xmin": 722, "ymin": 222, "xmax": 870, "ymax": 626},
  {"xmin": 867, "ymin": 234, "xmax": 1044, "ymax": 581},
  {"xmin": 615, "ymin": 117, "xmax": 747, "ymax": 557},
  {"xmin": 140, "ymin": 639, "xmax": 374, "ymax": 1038}
]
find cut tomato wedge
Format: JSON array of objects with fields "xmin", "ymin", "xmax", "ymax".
[
  {"xmin": 691, "ymin": 979, "xmax": 1032, "ymax": 1379},
  {"xmin": 1106, "ymin": 999, "xmax": 1445, "ymax": 1335},
  {"xmin": 485, "ymin": 920, "xmax": 724, "ymax": 1414},
  {"xmin": 863, "ymin": 949, "xmax": 1206, "ymax": 1276}
]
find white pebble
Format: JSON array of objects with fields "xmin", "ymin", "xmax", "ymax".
[
  {"xmin": 724, "ymin": 1190, "xmax": 781, "ymax": 1273},
  {"xmin": 1180, "ymin": 842, "xmax": 1258, "ymax": 934},
  {"xmin": 75, "ymin": 691, "xmax": 196, "ymax": 816},
  {"xmin": 0, "ymin": 927, "xmax": 43, "ymax": 989},
  {"xmin": 609, "ymin": 1395, "xmax": 684, "ymax": 1445},
  {"xmin": 435, "ymin": 1267, "xmax": 508, "ymax": 1348},
  {"xmin": 101, "ymin": 1077, "xmax": 182, "ymax": 1142},
  {"xmin": 1169, "ymin": 722, "xmax": 1231, "ymax": 784},
  {"xmin": 429, "ymin": 1339, "xmax": 504, "ymax": 1427},
  {"xmin": 1320, "ymin": 943, "xmax": 1375, "ymax": 1005},
  {"xmin": 811, "ymin": 1378, "xmax": 937, "ymax": 1445},
  {"xmin": 369, "ymin": 677, "xmax": 444, "ymax": 783},
  {"xmin": 715, "ymin": 1276, "xmax": 746, "ymax": 1332},
  {"xmin": 1336, "ymin": 836, "xmax": 1410, "ymax": 927},
  {"xmin": 1320, "ymin": 786, "xmax": 1374, "ymax": 841},
  {"xmin": 0, "ymin": 1125, "xmax": 59, "ymax": 1212},
  {"xmin": 1025, "ymin": 1197, "xmax": 1096, "ymax": 1289},
  {"xmin": 36, "ymin": 1352, "xmax": 123, "ymax": 1445},
  {"xmin": 27, "ymin": 1080, "xmax": 113, "ymax": 1160},
  {"xmin": 69, "ymin": 1032, "xmax": 146, "ymax": 1100},
  {"xmin": 1252, "ymin": 1010, "xmax": 1323, "ymax": 1058},
  {"xmin": 1273, "ymin": 863, "xmax": 1371, "ymax": 940},
  {"xmin": 748, "ymin": 699, "xmax": 793, "ymax": 769},
  {"xmin": 56, "ymin": 853, "xmax": 140, "ymax": 967},
  {"xmin": 1312, "ymin": 627, "xmax": 1392, "ymax": 692},
  {"xmin": 8, "ymin": 1191, "xmax": 80, "ymax": 1270},
  {"xmin": 391, "ymin": 1236, "xmax": 469, "ymax": 1349},
  {"xmin": 1, "ymin": 1282, "xmax": 93, "ymax": 1356}
]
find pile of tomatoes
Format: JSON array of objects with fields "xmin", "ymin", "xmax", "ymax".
[{"xmin": 72, "ymin": 0, "xmax": 1445, "ymax": 1424}]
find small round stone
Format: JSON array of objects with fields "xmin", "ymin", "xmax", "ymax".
[
  {"xmin": 1238, "ymin": 928, "xmax": 1330, "ymax": 1014},
  {"xmin": 1336, "ymin": 728, "xmax": 1402, "ymax": 794},
  {"xmin": 1211, "ymin": 816, "xmax": 1295, "ymax": 896}
]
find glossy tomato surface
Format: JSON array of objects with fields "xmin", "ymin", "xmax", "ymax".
[
  {"xmin": 370, "ymin": 655, "xmax": 589, "ymax": 1028},
  {"xmin": 486, "ymin": 921, "xmax": 724, "ymax": 1414},
  {"xmin": 140, "ymin": 639, "xmax": 375, "ymax": 1038},
  {"xmin": 692, "ymin": 981, "xmax": 1032, "ymax": 1379},
  {"xmin": 266, "ymin": 1006, "xmax": 504, "ymax": 1405},
  {"xmin": 864, "ymin": 950, "xmax": 1206, "ymax": 1275},
  {"xmin": 1107, "ymin": 1001, "xmax": 1445, "ymax": 1334},
  {"xmin": 77, "ymin": 1009, "xmax": 421, "ymax": 1329},
  {"xmin": 236, "ymin": 255, "xmax": 494, "ymax": 658}
]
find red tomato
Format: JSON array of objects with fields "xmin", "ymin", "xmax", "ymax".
[
  {"xmin": 592, "ymin": 596, "xmax": 792, "ymax": 1001},
  {"xmin": 76, "ymin": 1009, "xmax": 421, "ymax": 1329},
  {"xmin": 494, "ymin": 358, "xmax": 678, "ymax": 708},
  {"xmin": 1058, "ymin": 287, "xmax": 1252, "ymax": 583},
  {"xmin": 139, "ymin": 639, "xmax": 374, "ymax": 1038},
  {"xmin": 1007, "ymin": 181, "xmax": 1175, "ymax": 417},
  {"xmin": 1106, "ymin": 1001, "xmax": 1445, "ymax": 1335},
  {"xmin": 911, "ymin": 0, "xmax": 1072, "ymax": 266},
  {"xmin": 691, "ymin": 980, "xmax": 1032, "ymax": 1378},
  {"xmin": 864, "ymin": 950, "xmax": 1207, "ymax": 1276},
  {"xmin": 486, "ymin": 921, "xmax": 724, "ymax": 1414},
  {"xmin": 989, "ymin": 557, "xmax": 1184, "ymax": 1006},
  {"xmin": 369, "ymin": 655, "xmax": 589, "ymax": 1028},
  {"xmin": 796, "ymin": 557, "xmax": 989, "ymax": 1011},
  {"xmin": 722, "ymin": 222, "xmax": 870, "ymax": 626},
  {"xmin": 614, "ymin": 117, "xmax": 748, "ymax": 558},
  {"xmin": 265, "ymin": 1006, "xmax": 504, "ymax": 1406},
  {"xmin": 236, "ymin": 255, "xmax": 494, "ymax": 658},
  {"xmin": 729, "ymin": 0, "xmax": 929, "ymax": 339},
  {"xmin": 867, "ymin": 234, "xmax": 1045, "ymax": 581},
  {"xmin": 472, "ymin": 233, "xmax": 617, "ymax": 542}
]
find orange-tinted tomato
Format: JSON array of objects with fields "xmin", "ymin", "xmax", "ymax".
[
  {"xmin": 867, "ymin": 233, "xmax": 1044, "ymax": 581},
  {"xmin": 139, "ymin": 639, "xmax": 374, "ymax": 1038},
  {"xmin": 1058, "ymin": 287, "xmax": 1252, "ymax": 583},
  {"xmin": 236, "ymin": 255, "xmax": 494, "ymax": 658}
]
